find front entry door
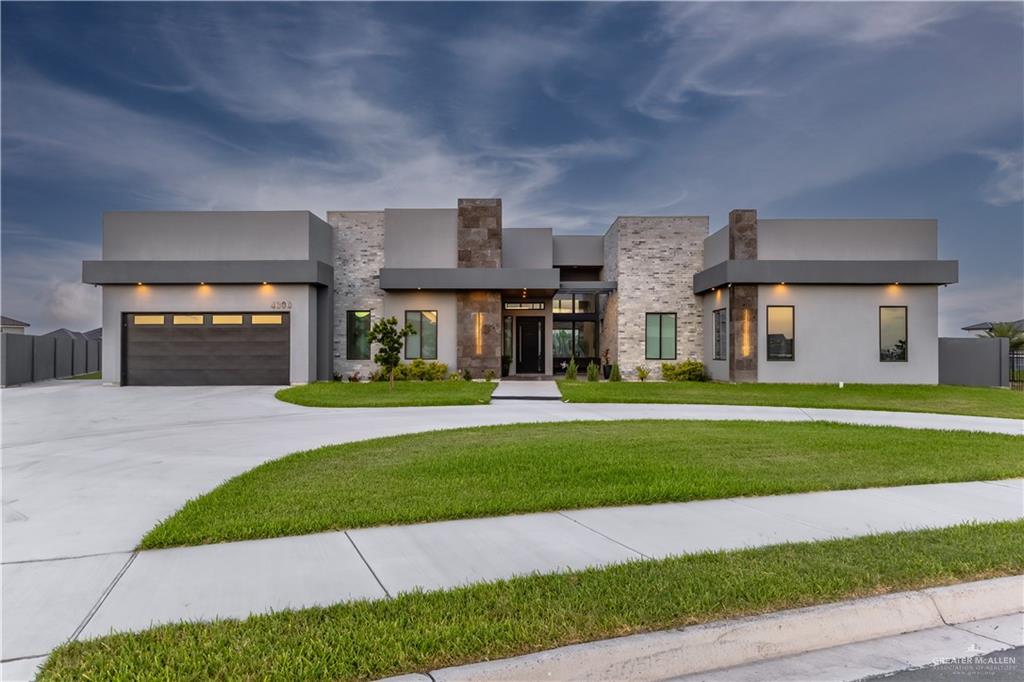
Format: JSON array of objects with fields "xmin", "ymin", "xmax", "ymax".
[{"xmin": 516, "ymin": 316, "xmax": 545, "ymax": 374}]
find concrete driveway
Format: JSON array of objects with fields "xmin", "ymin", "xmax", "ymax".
[{"xmin": 2, "ymin": 381, "xmax": 1021, "ymax": 674}]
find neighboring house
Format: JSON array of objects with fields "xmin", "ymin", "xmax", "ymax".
[
  {"xmin": 1, "ymin": 316, "xmax": 31, "ymax": 334},
  {"xmin": 82, "ymin": 200, "xmax": 958, "ymax": 386},
  {"xmin": 961, "ymin": 319, "xmax": 1023, "ymax": 334}
]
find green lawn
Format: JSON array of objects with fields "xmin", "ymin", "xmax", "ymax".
[
  {"xmin": 60, "ymin": 371, "xmax": 101, "ymax": 380},
  {"xmin": 276, "ymin": 380, "xmax": 495, "ymax": 407},
  {"xmin": 141, "ymin": 420, "xmax": 1024, "ymax": 548},
  {"xmin": 558, "ymin": 381, "xmax": 1024, "ymax": 419},
  {"xmin": 42, "ymin": 521, "xmax": 1024, "ymax": 682}
]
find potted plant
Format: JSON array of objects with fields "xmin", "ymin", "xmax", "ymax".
[{"xmin": 601, "ymin": 348, "xmax": 612, "ymax": 379}]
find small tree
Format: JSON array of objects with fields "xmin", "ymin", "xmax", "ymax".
[
  {"xmin": 367, "ymin": 316, "xmax": 415, "ymax": 388},
  {"xmin": 609, "ymin": 364, "xmax": 622, "ymax": 382},
  {"xmin": 586, "ymin": 361, "xmax": 600, "ymax": 382},
  {"xmin": 980, "ymin": 322, "xmax": 1024, "ymax": 352}
]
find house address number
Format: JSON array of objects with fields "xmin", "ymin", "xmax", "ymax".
[{"xmin": 270, "ymin": 300, "xmax": 292, "ymax": 310}]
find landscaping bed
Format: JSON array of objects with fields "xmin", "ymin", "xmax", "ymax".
[
  {"xmin": 557, "ymin": 381, "xmax": 1024, "ymax": 419},
  {"xmin": 42, "ymin": 521, "xmax": 1024, "ymax": 681},
  {"xmin": 276, "ymin": 380, "xmax": 495, "ymax": 408},
  {"xmin": 141, "ymin": 420, "xmax": 1024, "ymax": 548}
]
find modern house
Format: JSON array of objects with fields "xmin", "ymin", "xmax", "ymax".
[{"xmin": 82, "ymin": 199, "xmax": 958, "ymax": 386}]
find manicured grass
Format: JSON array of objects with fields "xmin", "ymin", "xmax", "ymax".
[
  {"xmin": 141, "ymin": 420, "xmax": 1024, "ymax": 548},
  {"xmin": 60, "ymin": 371, "xmax": 101, "ymax": 380},
  {"xmin": 276, "ymin": 380, "xmax": 495, "ymax": 407},
  {"xmin": 42, "ymin": 521, "xmax": 1024, "ymax": 681},
  {"xmin": 558, "ymin": 381, "xmax": 1024, "ymax": 419}
]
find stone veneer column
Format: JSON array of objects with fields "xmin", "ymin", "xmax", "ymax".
[
  {"xmin": 727, "ymin": 209, "xmax": 758, "ymax": 382},
  {"xmin": 456, "ymin": 198, "xmax": 502, "ymax": 377},
  {"xmin": 327, "ymin": 211, "xmax": 385, "ymax": 379},
  {"xmin": 610, "ymin": 216, "xmax": 707, "ymax": 379}
]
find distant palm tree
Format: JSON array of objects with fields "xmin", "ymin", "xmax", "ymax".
[{"xmin": 979, "ymin": 322, "xmax": 1024, "ymax": 351}]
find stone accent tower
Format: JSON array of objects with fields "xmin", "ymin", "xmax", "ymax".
[
  {"xmin": 455, "ymin": 198, "xmax": 502, "ymax": 378},
  {"xmin": 605, "ymin": 216, "xmax": 707, "ymax": 379},
  {"xmin": 727, "ymin": 209, "xmax": 758, "ymax": 382},
  {"xmin": 328, "ymin": 210, "xmax": 385, "ymax": 379}
]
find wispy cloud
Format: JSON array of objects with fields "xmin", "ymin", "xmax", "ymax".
[
  {"xmin": 632, "ymin": 2, "xmax": 960, "ymax": 121},
  {"xmin": 974, "ymin": 148, "xmax": 1024, "ymax": 206},
  {"xmin": 2, "ymin": 2, "xmax": 1021, "ymax": 334}
]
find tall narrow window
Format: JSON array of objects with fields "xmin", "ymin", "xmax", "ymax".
[
  {"xmin": 405, "ymin": 310, "xmax": 438, "ymax": 360},
  {"xmin": 347, "ymin": 311, "xmax": 371, "ymax": 360},
  {"xmin": 645, "ymin": 313, "xmax": 677, "ymax": 360},
  {"xmin": 713, "ymin": 308, "xmax": 727, "ymax": 361},
  {"xmin": 766, "ymin": 306, "xmax": 795, "ymax": 361},
  {"xmin": 880, "ymin": 306, "xmax": 908, "ymax": 362}
]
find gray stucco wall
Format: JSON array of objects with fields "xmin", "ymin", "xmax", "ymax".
[
  {"xmin": 103, "ymin": 211, "xmax": 332, "ymax": 261},
  {"xmin": 503, "ymin": 228, "xmax": 553, "ymax": 269},
  {"xmin": 553, "ymin": 236, "xmax": 604, "ymax": 267},
  {"xmin": 757, "ymin": 284, "xmax": 938, "ymax": 384},
  {"xmin": 100, "ymin": 283, "xmax": 318, "ymax": 385},
  {"xmin": 383, "ymin": 209, "xmax": 457, "ymax": 268},
  {"xmin": 938, "ymin": 337, "xmax": 1009, "ymax": 387},
  {"xmin": 703, "ymin": 227, "xmax": 729, "ymax": 268},
  {"xmin": 382, "ymin": 291, "xmax": 458, "ymax": 370},
  {"xmin": 702, "ymin": 288, "xmax": 730, "ymax": 381},
  {"xmin": 757, "ymin": 219, "xmax": 937, "ymax": 260}
]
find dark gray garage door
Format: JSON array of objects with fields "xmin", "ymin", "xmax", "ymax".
[{"xmin": 124, "ymin": 312, "xmax": 290, "ymax": 385}]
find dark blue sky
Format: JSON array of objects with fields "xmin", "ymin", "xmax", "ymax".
[{"xmin": 3, "ymin": 2, "xmax": 1022, "ymax": 333}]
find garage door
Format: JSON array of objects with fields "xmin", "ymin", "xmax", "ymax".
[{"xmin": 124, "ymin": 312, "xmax": 290, "ymax": 385}]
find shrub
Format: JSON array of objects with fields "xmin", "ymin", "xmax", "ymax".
[
  {"xmin": 609, "ymin": 364, "xmax": 622, "ymax": 382},
  {"xmin": 564, "ymin": 358, "xmax": 578, "ymax": 381},
  {"xmin": 586, "ymin": 361, "xmax": 600, "ymax": 382},
  {"xmin": 347, "ymin": 371, "xmax": 362, "ymax": 383},
  {"xmin": 484, "ymin": 369, "xmax": 496, "ymax": 382},
  {"xmin": 447, "ymin": 373, "xmax": 463, "ymax": 382},
  {"xmin": 636, "ymin": 364, "xmax": 651, "ymax": 382},
  {"xmin": 462, "ymin": 368, "xmax": 473, "ymax": 381},
  {"xmin": 404, "ymin": 359, "xmax": 448, "ymax": 381},
  {"xmin": 661, "ymin": 359, "xmax": 708, "ymax": 382},
  {"xmin": 332, "ymin": 371, "xmax": 344, "ymax": 382}
]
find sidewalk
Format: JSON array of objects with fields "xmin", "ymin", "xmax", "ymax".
[
  {"xmin": 408, "ymin": 576, "xmax": 1024, "ymax": 681},
  {"xmin": 53, "ymin": 479, "xmax": 1023, "ymax": 648}
]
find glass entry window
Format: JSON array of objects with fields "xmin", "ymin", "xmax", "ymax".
[
  {"xmin": 766, "ymin": 306, "xmax": 795, "ymax": 361},
  {"xmin": 880, "ymin": 306, "xmax": 908, "ymax": 362},
  {"xmin": 405, "ymin": 310, "xmax": 437, "ymax": 360}
]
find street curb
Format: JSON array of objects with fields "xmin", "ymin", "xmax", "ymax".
[{"xmin": 394, "ymin": 575, "xmax": 1023, "ymax": 682}]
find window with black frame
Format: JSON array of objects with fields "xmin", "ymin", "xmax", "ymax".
[
  {"xmin": 346, "ymin": 311, "xmax": 371, "ymax": 360},
  {"xmin": 766, "ymin": 306, "xmax": 794, "ymax": 361},
  {"xmin": 713, "ymin": 308, "xmax": 727, "ymax": 361},
  {"xmin": 880, "ymin": 306, "xmax": 908, "ymax": 362},
  {"xmin": 645, "ymin": 312, "xmax": 677, "ymax": 360},
  {"xmin": 553, "ymin": 293, "xmax": 600, "ymax": 370},
  {"xmin": 404, "ymin": 310, "xmax": 437, "ymax": 360}
]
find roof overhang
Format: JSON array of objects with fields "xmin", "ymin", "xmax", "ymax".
[
  {"xmin": 693, "ymin": 260, "xmax": 958, "ymax": 294},
  {"xmin": 557, "ymin": 281, "xmax": 617, "ymax": 293},
  {"xmin": 379, "ymin": 267, "xmax": 560, "ymax": 291},
  {"xmin": 82, "ymin": 259, "xmax": 333, "ymax": 286}
]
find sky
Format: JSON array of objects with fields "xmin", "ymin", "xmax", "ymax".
[{"xmin": 2, "ymin": 1, "xmax": 1022, "ymax": 335}]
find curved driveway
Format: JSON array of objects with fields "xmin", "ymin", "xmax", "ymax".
[{"xmin": 2, "ymin": 382, "xmax": 1021, "ymax": 669}]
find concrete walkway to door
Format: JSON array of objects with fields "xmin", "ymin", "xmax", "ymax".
[{"xmin": 491, "ymin": 379, "xmax": 562, "ymax": 400}]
